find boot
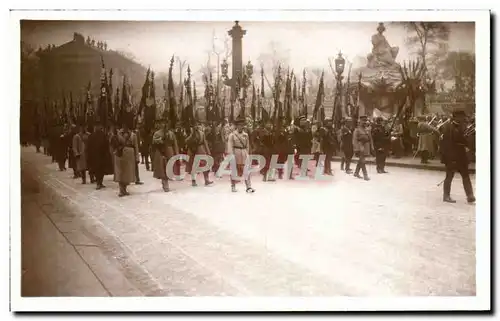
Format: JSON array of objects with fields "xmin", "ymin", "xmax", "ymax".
[
  {"xmin": 161, "ymin": 179, "xmax": 170, "ymax": 192},
  {"xmin": 81, "ymin": 171, "xmax": 87, "ymax": 184},
  {"xmin": 118, "ymin": 184, "xmax": 127, "ymax": 197},
  {"xmin": 467, "ymin": 195, "xmax": 476, "ymax": 204},
  {"xmin": 204, "ymin": 172, "xmax": 213, "ymax": 186},
  {"xmin": 443, "ymin": 195, "xmax": 456, "ymax": 203},
  {"xmin": 192, "ymin": 179, "xmax": 198, "ymax": 187}
]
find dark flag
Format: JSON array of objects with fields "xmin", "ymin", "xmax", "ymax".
[
  {"xmin": 313, "ymin": 71, "xmax": 324, "ymax": 121},
  {"xmin": 143, "ymin": 71, "xmax": 157, "ymax": 132},
  {"xmin": 193, "ymin": 80, "xmax": 197, "ymax": 121},
  {"xmin": 114, "ymin": 86, "xmax": 120, "ymax": 124},
  {"xmin": 285, "ymin": 70, "xmax": 293, "ymax": 125},
  {"xmin": 62, "ymin": 91, "xmax": 68, "ymax": 124},
  {"xmin": 137, "ymin": 67, "xmax": 151, "ymax": 122},
  {"xmin": 98, "ymin": 56, "xmax": 109, "ymax": 128},
  {"xmin": 84, "ymin": 81, "xmax": 92, "ymax": 121},
  {"xmin": 301, "ymin": 69, "xmax": 308, "ymax": 118},
  {"xmin": 182, "ymin": 65, "xmax": 194, "ymax": 130},
  {"xmin": 272, "ymin": 65, "xmax": 282, "ymax": 123},
  {"xmin": 108, "ymin": 68, "xmax": 114, "ymax": 121},
  {"xmin": 167, "ymin": 56, "xmax": 178, "ymax": 128},
  {"xmin": 261, "ymin": 67, "xmax": 265, "ymax": 98},
  {"xmin": 220, "ymin": 87, "xmax": 226, "ymax": 122},
  {"xmin": 250, "ymin": 83, "xmax": 256, "ymax": 124},
  {"xmin": 120, "ymin": 75, "xmax": 132, "ymax": 127}
]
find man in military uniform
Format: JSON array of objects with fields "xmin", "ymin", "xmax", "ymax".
[
  {"xmin": 227, "ymin": 116, "xmax": 255, "ymax": 193},
  {"xmin": 259, "ymin": 121, "xmax": 276, "ymax": 181},
  {"xmin": 274, "ymin": 120, "xmax": 293, "ymax": 180},
  {"xmin": 186, "ymin": 122, "xmax": 214, "ymax": 187},
  {"xmin": 352, "ymin": 115, "xmax": 373, "ymax": 181},
  {"xmin": 139, "ymin": 123, "xmax": 151, "ymax": 171},
  {"xmin": 152, "ymin": 118, "xmax": 179, "ymax": 192},
  {"xmin": 133, "ymin": 125, "xmax": 144, "ymax": 185},
  {"xmin": 371, "ymin": 117, "xmax": 390, "ymax": 173},
  {"xmin": 339, "ymin": 117, "xmax": 354, "ymax": 174},
  {"xmin": 321, "ymin": 118, "xmax": 337, "ymax": 175},
  {"xmin": 440, "ymin": 110, "xmax": 475, "ymax": 203},
  {"xmin": 292, "ymin": 116, "xmax": 312, "ymax": 172}
]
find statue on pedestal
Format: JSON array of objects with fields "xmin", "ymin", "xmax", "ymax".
[{"xmin": 367, "ymin": 23, "xmax": 399, "ymax": 69}]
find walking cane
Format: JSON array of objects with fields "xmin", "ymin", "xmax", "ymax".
[{"xmin": 437, "ymin": 178, "xmax": 445, "ymax": 187}]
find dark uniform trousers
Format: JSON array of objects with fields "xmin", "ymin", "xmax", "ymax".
[
  {"xmin": 375, "ymin": 149, "xmax": 387, "ymax": 172},
  {"xmin": 443, "ymin": 162, "xmax": 474, "ymax": 198}
]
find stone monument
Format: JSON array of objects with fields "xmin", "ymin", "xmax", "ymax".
[
  {"xmin": 354, "ymin": 23, "xmax": 403, "ymax": 116},
  {"xmin": 367, "ymin": 23, "xmax": 400, "ymax": 69}
]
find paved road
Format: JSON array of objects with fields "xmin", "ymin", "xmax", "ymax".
[{"xmin": 20, "ymin": 146, "xmax": 476, "ymax": 296}]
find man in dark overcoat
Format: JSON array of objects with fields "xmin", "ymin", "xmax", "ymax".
[
  {"xmin": 440, "ymin": 110, "xmax": 475, "ymax": 203},
  {"xmin": 87, "ymin": 122, "xmax": 111, "ymax": 190}
]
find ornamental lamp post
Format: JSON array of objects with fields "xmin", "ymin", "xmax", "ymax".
[{"xmin": 334, "ymin": 51, "xmax": 345, "ymax": 122}]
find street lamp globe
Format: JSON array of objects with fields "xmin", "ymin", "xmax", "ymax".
[
  {"xmin": 246, "ymin": 60, "xmax": 254, "ymax": 78},
  {"xmin": 221, "ymin": 59, "xmax": 229, "ymax": 79},
  {"xmin": 335, "ymin": 52, "xmax": 345, "ymax": 75}
]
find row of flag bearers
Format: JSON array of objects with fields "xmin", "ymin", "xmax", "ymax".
[{"xmin": 32, "ymin": 107, "xmax": 475, "ymax": 203}]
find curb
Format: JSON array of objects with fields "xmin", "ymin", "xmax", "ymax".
[{"xmin": 331, "ymin": 157, "xmax": 476, "ymax": 174}]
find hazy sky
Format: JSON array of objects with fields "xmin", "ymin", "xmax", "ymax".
[{"xmin": 21, "ymin": 20, "xmax": 475, "ymax": 75}]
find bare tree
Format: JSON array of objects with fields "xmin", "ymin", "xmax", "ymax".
[
  {"xmin": 399, "ymin": 22, "xmax": 450, "ymax": 76},
  {"xmin": 257, "ymin": 41, "xmax": 291, "ymax": 80}
]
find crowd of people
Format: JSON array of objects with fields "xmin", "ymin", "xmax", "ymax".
[{"xmin": 23, "ymin": 107, "xmax": 475, "ymax": 203}]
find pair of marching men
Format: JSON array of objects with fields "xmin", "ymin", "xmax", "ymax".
[{"xmin": 151, "ymin": 116, "xmax": 255, "ymax": 193}]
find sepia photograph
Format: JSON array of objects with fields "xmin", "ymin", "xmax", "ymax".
[{"xmin": 11, "ymin": 9, "xmax": 490, "ymax": 312}]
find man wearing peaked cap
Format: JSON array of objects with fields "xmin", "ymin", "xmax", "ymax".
[
  {"xmin": 321, "ymin": 118, "xmax": 336, "ymax": 175},
  {"xmin": 339, "ymin": 116, "xmax": 354, "ymax": 173},
  {"xmin": 227, "ymin": 115, "xmax": 255, "ymax": 193},
  {"xmin": 185, "ymin": 116, "xmax": 213, "ymax": 187},
  {"xmin": 352, "ymin": 114, "xmax": 373, "ymax": 181}
]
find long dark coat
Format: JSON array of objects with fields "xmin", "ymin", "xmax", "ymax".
[
  {"xmin": 440, "ymin": 121, "xmax": 469, "ymax": 168},
  {"xmin": 185, "ymin": 128, "xmax": 211, "ymax": 173},
  {"xmin": 87, "ymin": 129, "xmax": 112, "ymax": 175},
  {"xmin": 152, "ymin": 128, "xmax": 179, "ymax": 180}
]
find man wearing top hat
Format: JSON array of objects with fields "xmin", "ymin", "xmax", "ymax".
[
  {"xmin": 352, "ymin": 115, "xmax": 373, "ymax": 181},
  {"xmin": 440, "ymin": 110, "xmax": 475, "ymax": 203},
  {"xmin": 227, "ymin": 116, "xmax": 255, "ymax": 193}
]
